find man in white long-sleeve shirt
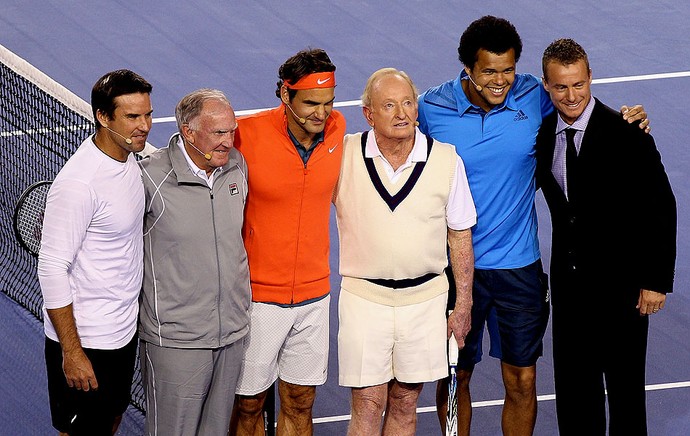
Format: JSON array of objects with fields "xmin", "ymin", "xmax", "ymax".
[{"xmin": 37, "ymin": 69, "xmax": 153, "ymax": 436}]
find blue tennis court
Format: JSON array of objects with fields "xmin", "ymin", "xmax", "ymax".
[{"xmin": 1, "ymin": 1, "xmax": 689, "ymax": 434}]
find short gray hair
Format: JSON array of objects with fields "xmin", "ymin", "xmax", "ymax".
[
  {"xmin": 361, "ymin": 68, "xmax": 418, "ymax": 108},
  {"xmin": 175, "ymin": 88, "xmax": 231, "ymax": 131}
]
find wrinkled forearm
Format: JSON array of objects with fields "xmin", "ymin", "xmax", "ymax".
[{"xmin": 448, "ymin": 227, "xmax": 474, "ymax": 312}]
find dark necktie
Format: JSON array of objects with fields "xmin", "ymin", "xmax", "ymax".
[{"xmin": 565, "ymin": 128, "xmax": 578, "ymax": 202}]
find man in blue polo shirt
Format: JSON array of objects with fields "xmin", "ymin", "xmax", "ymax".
[{"xmin": 418, "ymin": 16, "xmax": 649, "ymax": 436}]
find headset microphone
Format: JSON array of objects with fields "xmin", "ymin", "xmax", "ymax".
[
  {"xmin": 468, "ymin": 75, "xmax": 483, "ymax": 92},
  {"xmin": 286, "ymin": 104, "xmax": 307, "ymax": 125},
  {"xmin": 103, "ymin": 126, "xmax": 133, "ymax": 144},
  {"xmin": 188, "ymin": 141, "xmax": 212, "ymax": 160}
]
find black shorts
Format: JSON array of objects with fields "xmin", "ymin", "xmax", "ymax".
[
  {"xmin": 445, "ymin": 266, "xmax": 501, "ymax": 361},
  {"xmin": 452, "ymin": 260, "xmax": 550, "ymax": 370},
  {"xmin": 45, "ymin": 334, "xmax": 137, "ymax": 435}
]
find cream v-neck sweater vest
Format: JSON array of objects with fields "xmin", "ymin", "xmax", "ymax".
[{"xmin": 334, "ymin": 132, "xmax": 457, "ymax": 306}]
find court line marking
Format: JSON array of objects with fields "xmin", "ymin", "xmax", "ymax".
[
  {"xmin": 151, "ymin": 70, "xmax": 690, "ymax": 125},
  {"xmin": 311, "ymin": 380, "xmax": 690, "ymax": 425},
  {"xmin": 592, "ymin": 71, "xmax": 690, "ymax": 84},
  {"xmin": 3, "ymin": 71, "xmax": 689, "ymax": 138}
]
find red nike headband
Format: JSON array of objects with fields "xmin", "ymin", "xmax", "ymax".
[{"xmin": 284, "ymin": 72, "xmax": 336, "ymax": 90}]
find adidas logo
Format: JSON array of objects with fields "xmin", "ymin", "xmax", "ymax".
[{"xmin": 514, "ymin": 110, "xmax": 528, "ymax": 121}]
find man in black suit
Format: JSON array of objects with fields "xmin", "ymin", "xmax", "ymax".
[{"xmin": 535, "ymin": 38, "xmax": 676, "ymax": 436}]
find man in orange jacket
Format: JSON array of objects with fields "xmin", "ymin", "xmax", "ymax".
[{"xmin": 230, "ymin": 48, "xmax": 346, "ymax": 436}]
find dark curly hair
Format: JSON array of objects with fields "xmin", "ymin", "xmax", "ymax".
[
  {"xmin": 458, "ymin": 16, "xmax": 523, "ymax": 69},
  {"xmin": 274, "ymin": 48, "xmax": 336, "ymax": 100}
]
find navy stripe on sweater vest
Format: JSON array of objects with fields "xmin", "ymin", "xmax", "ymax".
[{"xmin": 360, "ymin": 130, "xmax": 433, "ymax": 211}]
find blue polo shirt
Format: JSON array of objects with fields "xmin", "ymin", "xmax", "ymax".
[{"xmin": 418, "ymin": 72, "xmax": 553, "ymax": 269}]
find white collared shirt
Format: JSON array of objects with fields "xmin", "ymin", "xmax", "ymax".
[
  {"xmin": 366, "ymin": 127, "xmax": 475, "ymax": 230},
  {"xmin": 176, "ymin": 136, "xmax": 223, "ymax": 187}
]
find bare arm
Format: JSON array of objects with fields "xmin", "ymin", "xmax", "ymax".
[
  {"xmin": 47, "ymin": 305, "xmax": 98, "ymax": 391},
  {"xmin": 447, "ymin": 227, "xmax": 474, "ymax": 349}
]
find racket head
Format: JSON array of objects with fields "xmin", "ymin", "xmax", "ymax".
[{"xmin": 13, "ymin": 180, "xmax": 53, "ymax": 256}]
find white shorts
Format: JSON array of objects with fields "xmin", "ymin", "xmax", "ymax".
[
  {"xmin": 235, "ymin": 295, "xmax": 330, "ymax": 395},
  {"xmin": 338, "ymin": 289, "xmax": 448, "ymax": 387}
]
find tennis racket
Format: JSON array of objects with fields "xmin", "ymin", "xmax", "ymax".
[
  {"xmin": 447, "ymin": 311, "xmax": 460, "ymax": 436},
  {"xmin": 13, "ymin": 180, "xmax": 52, "ymax": 256}
]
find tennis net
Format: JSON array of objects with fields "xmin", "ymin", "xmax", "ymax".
[{"xmin": 0, "ymin": 43, "xmax": 146, "ymax": 413}]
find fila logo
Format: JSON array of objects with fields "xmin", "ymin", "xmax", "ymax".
[
  {"xmin": 514, "ymin": 110, "xmax": 528, "ymax": 121},
  {"xmin": 229, "ymin": 183, "xmax": 239, "ymax": 195},
  {"xmin": 317, "ymin": 77, "xmax": 331, "ymax": 85},
  {"xmin": 329, "ymin": 143, "xmax": 339, "ymax": 153}
]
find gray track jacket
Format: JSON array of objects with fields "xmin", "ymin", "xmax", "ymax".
[{"xmin": 138, "ymin": 134, "xmax": 250, "ymax": 348}]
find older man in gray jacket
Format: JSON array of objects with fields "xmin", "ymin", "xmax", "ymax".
[{"xmin": 138, "ymin": 88, "xmax": 250, "ymax": 435}]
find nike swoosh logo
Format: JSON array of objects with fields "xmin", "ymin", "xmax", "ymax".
[
  {"xmin": 329, "ymin": 143, "xmax": 339, "ymax": 153},
  {"xmin": 317, "ymin": 77, "xmax": 331, "ymax": 85}
]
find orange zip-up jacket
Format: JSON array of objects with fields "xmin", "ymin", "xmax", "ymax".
[{"xmin": 235, "ymin": 105, "xmax": 346, "ymax": 304}]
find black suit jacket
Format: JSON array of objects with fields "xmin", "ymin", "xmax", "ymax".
[{"xmin": 536, "ymin": 99, "xmax": 676, "ymax": 308}]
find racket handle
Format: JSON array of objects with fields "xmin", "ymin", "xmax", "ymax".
[
  {"xmin": 448, "ymin": 310, "xmax": 459, "ymax": 366},
  {"xmin": 449, "ymin": 334, "xmax": 459, "ymax": 366}
]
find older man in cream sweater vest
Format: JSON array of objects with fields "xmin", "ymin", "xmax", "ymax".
[{"xmin": 333, "ymin": 68, "xmax": 476, "ymax": 436}]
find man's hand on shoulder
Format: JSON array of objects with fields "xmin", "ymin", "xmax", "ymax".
[{"xmin": 621, "ymin": 105, "xmax": 651, "ymax": 133}]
